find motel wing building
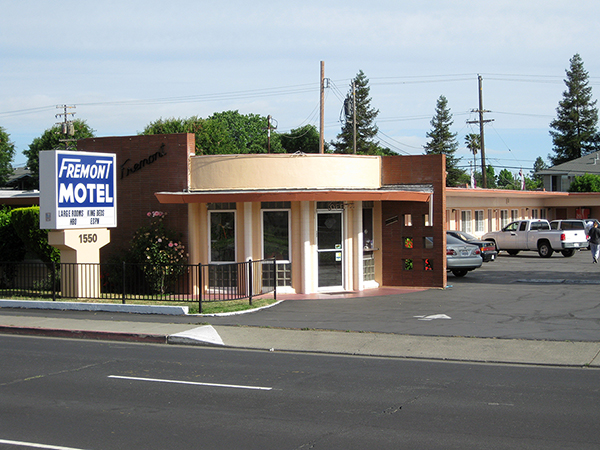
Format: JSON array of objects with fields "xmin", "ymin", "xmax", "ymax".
[{"xmin": 78, "ymin": 133, "xmax": 448, "ymax": 293}]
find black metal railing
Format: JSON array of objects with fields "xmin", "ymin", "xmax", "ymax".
[{"xmin": 0, "ymin": 259, "xmax": 276, "ymax": 313}]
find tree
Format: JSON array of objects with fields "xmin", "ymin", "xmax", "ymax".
[
  {"xmin": 568, "ymin": 173, "xmax": 600, "ymax": 192},
  {"xmin": 23, "ymin": 119, "xmax": 95, "ymax": 188},
  {"xmin": 331, "ymin": 70, "xmax": 384, "ymax": 155},
  {"xmin": 528, "ymin": 156, "xmax": 548, "ymax": 189},
  {"xmin": 0, "ymin": 127, "xmax": 15, "ymax": 186},
  {"xmin": 423, "ymin": 95, "xmax": 463, "ymax": 186},
  {"xmin": 465, "ymin": 133, "xmax": 480, "ymax": 157},
  {"xmin": 474, "ymin": 165, "xmax": 497, "ymax": 189},
  {"xmin": 497, "ymin": 169, "xmax": 518, "ymax": 189},
  {"xmin": 280, "ymin": 125, "xmax": 324, "ymax": 153},
  {"xmin": 549, "ymin": 54, "xmax": 600, "ymax": 165},
  {"xmin": 142, "ymin": 111, "xmax": 283, "ymax": 155},
  {"xmin": 209, "ymin": 111, "xmax": 283, "ymax": 154}
]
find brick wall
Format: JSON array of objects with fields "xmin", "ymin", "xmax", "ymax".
[
  {"xmin": 380, "ymin": 155, "xmax": 447, "ymax": 288},
  {"xmin": 77, "ymin": 133, "xmax": 193, "ymax": 262}
]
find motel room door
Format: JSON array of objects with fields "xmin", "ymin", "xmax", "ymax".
[{"xmin": 317, "ymin": 211, "xmax": 343, "ymax": 290}]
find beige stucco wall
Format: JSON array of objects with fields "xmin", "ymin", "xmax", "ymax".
[{"xmin": 189, "ymin": 154, "xmax": 381, "ymax": 191}]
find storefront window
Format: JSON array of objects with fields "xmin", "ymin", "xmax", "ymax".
[
  {"xmin": 363, "ymin": 204, "xmax": 375, "ymax": 282},
  {"xmin": 263, "ymin": 211, "xmax": 289, "ymax": 261},
  {"xmin": 262, "ymin": 207, "xmax": 291, "ymax": 288},
  {"xmin": 210, "ymin": 211, "xmax": 235, "ymax": 262}
]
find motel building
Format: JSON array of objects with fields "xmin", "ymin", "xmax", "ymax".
[
  {"xmin": 77, "ymin": 133, "xmax": 447, "ymax": 294},
  {"xmin": 446, "ymin": 188, "xmax": 600, "ymax": 237}
]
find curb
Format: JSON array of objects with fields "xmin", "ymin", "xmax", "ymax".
[
  {"xmin": 0, "ymin": 325, "xmax": 168, "ymax": 343},
  {"xmin": 0, "ymin": 300, "xmax": 188, "ymax": 315}
]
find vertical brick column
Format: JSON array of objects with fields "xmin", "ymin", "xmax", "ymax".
[{"xmin": 77, "ymin": 133, "xmax": 194, "ymax": 262}]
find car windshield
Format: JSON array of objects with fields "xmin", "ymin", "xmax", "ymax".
[
  {"xmin": 452, "ymin": 231, "xmax": 476, "ymax": 241},
  {"xmin": 447, "ymin": 235, "xmax": 468, "ymax": 245}
]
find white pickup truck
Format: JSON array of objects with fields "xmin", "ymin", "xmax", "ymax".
[{"xmin": 482, "ymin": 219, "xmax": 588, "ymax": 258}]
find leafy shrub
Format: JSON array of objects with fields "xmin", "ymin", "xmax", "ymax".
[
  {"xmin": 129, "ymin": 211, "xmax": 187, "ymax": 294},
  {"xmin": 0, "ymin": 206, "xmax": 26, "ymax": 261},
  {"xmin": 10, "ymin": 207, "xmax": 60, "ymax": 269},
  {"xmin": 568, "ymin": 173, "xmax": 600, "ymax": 192}
]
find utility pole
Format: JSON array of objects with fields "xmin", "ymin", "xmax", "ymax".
[
  {"xmin": 267, "ymin": 115, "xmax": 271, "ymax": 153},
  {"xmin": 466, "ymin": 75, "xmax": 493, "ymax": 188},
  {"xmin": 55, "ymin": 105, "xmax": 76, "ymax": 150},
  {"xmin": 352, "ymin": 80, "xmax": 357, "ymax": 155},
  {"xmin": 320, "ymin": 61, "xmax": 325, "ymax": 154}
]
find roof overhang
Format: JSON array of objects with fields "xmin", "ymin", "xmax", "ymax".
[
  {"xmin": 446, "ymin": 187, "xmax": 570, "ymax": 200},
  {"xmin": 155, "ymin": 188, "xmax": 432, "ymax": 204}
]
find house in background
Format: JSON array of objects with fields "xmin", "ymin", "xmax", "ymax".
[
  {"xmin": 5, "ymin": 167, "xmax": 35, "ymax": 190},
  {"xmin": 0, "ymin": 167, "xmax": 39, "ymax": 207},
  {"xmin": 536, "ymin": 150, "xmax": 600, "ymax": 192}
]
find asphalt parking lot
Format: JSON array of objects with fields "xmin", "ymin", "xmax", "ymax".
[{"xmin": 200, "ymin": 248, "xmax": 600, "ymax": 342}]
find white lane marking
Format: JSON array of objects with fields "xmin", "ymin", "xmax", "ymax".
[
  {"xmin": 0, "ymin": 439, "xmax": 90, "ymax": 450},
  {"xmin": 414, "ymin": 314, "xmax": 451, "ymax": 321},
  {"xmin": 108, "ymin": 375, "xmax": 272, "ymax": 391}
]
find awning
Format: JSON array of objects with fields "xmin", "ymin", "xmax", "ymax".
[{"xmin": 155, "ymin": 188, "xmax": 432, "ymax": 204}]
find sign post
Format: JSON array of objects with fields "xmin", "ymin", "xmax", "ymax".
[{"xmin": 40, "ymin": 150, "xmax": 117, "ymax": 299}]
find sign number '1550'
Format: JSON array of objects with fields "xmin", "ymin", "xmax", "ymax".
[{"xmin": 79, "ymin": 233, "xmax": 98, "ymax": 244}]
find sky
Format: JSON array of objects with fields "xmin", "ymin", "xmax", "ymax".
[{"xmin": 3, "ymin": 1, "xmax": 600, "ymax": 177}]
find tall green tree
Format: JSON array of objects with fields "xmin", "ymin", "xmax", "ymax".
[
  {"xmin": 23, "ymin": 119, "xmax": 95, "ymax": 188},
  {"xmin": 549, "ymin": 53, "xmax": 600, "ymax": 165},
  {"xmin": 423, "ymin": 95, "xmax": 463, "ymax": 186},
  {"xmin": 331, "ymin": 70, "xmax": 384, "ymax": 155},
  {"xmin": 0, "ymin": 127, "xmax": 16, "ymax": 186}
]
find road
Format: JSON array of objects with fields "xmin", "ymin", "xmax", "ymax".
[
  {"xmin": 1, "ymin": 334, "xmax": 599, "ymax": 450},
  {"xmin": 199, "ymin": 249, "xmax": 600, "ymax": 341}
]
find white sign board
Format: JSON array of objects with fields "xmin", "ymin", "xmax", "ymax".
[{"xmin": 40, "ymin": 150, "xmax": 117, "ymax": 229}]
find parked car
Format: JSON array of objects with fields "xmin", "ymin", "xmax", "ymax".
[
  {"xmin": 446, "ymin": 234, "xmax": 483, "ymax": 277},
  {"xmin": 550, "ymin": 219, "xmax": 588, "ymax": 231},
  {"xmin": 550, "ymin": 219, "xmax": 600, "ymax": 249},
  {"xmin": 482, "ymin": 219, "xmax": 588, "ymax": 258},
  {"xmin": 447, "ymin": 230, "xmax": 498, "ymax": 262}
]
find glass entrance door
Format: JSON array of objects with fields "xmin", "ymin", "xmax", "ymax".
[{"xmin": 317, "ymin": 211, "xmax": 343, "ymax": 289}]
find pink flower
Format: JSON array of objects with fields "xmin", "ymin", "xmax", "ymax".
[{"xmin": 168, "ymin": 242, "xmax": 173, "ymax": 247}]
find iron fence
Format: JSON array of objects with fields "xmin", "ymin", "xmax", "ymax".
[{"xmin": 0, "ymin": 259, "xmax": 276, "ymax": 313}]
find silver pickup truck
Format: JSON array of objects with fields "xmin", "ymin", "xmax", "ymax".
[{"xmin": 482, "ymin": 219, "xmax": 588, "ymax": 258}]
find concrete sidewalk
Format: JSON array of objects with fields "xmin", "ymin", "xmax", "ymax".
[{"xmin": 1, "ymin": 312, "xmax": 599, "ymax": 368}]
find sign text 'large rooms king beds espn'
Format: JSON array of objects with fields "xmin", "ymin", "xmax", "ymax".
[{"xmin": 40, "ymin": 150, "xmax": 117, "ymax": 229}]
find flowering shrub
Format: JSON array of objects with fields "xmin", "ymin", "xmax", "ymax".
[{"xmin": 130, "ymin": 211, "xmax": 187, "ymax": 294}]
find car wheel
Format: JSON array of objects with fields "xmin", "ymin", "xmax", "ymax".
[
  {"xmin": 451, "ymin": 269, "xmax": 468, "ymax": 277},
  {"xmin": 538, "ymin": 241, "xmax": 553, "ymax": 258},
  {"xmin": 561, "ymin": 249, "xmax": 575, "ymax": 257}
]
